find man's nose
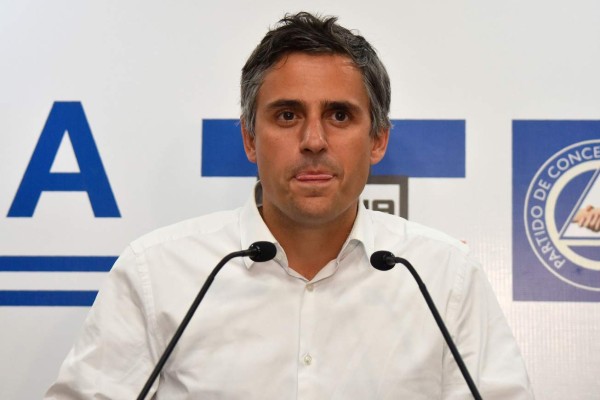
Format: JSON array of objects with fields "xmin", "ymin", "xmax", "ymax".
[{"xmin": 299, "ymin": 117, "xmax": 328, "ymax": 154}]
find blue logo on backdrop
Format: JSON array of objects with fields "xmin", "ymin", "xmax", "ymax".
[
  {"xmin": 7, "ymin": 101, "xmax": 120, "ymax": 218},
  {"xmin": 513, "ymin": 121, "xmax": 600, "ymax": 301},
  {"xmin": 1, "ymin": 102, "xmax": 120, "ymax": 307}
]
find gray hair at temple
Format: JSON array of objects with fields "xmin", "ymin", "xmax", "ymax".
[{"xmin": 241, "ymin": 12, "xmax": 391, "ymax": 138}]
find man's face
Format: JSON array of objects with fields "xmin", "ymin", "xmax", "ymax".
[{"xmin": 242, "ymin": 52, "xmax": 389, "ymax": 228}]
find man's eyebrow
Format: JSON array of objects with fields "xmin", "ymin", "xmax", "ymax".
[
  {"xmin": 322, "ymin": 100, "xmax": 361, "ymax": 113},
  {"xmin": 263, "ymin": 99, "xmax": 362, "ymax": 113},
  {"xmin": 264, "ymin": 99, "xmax": 304, "ymax": 110}
]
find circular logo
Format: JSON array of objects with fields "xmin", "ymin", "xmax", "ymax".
[{"xmin": 524, "ymin": 140, "xmax": 600, "ymax": 290}]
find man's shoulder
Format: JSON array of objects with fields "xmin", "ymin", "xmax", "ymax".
[
  {"xmin": 367, "ymin": 209, "xmax": 469, "ymax": 255},
  {"xmin": 129, "ymin": 208, "xmax": 241, "ymax": 254}
]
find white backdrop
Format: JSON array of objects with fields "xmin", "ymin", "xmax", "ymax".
[{"xmin": 1, "ymin": 1, "xmax": 600, "ymax": 398}]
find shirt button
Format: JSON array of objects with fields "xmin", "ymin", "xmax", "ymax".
[
  {"xmin": 305, "ymin": 283, "xmax": 314, "ymax": 292},
  {"xmin": 303, "ymin": 354, "xmax": 313, "ymax": 366}
]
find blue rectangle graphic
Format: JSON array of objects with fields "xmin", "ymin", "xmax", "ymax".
[
  {"xmin": 0, "ymin": 256, "xmax": 116, "ymax": 306},
  {"xmin": 0, "ymin": 256, "xmax": 117, "ymax": 272},
  {"xmin": 372, "ymin": 120, "xmax": 465, "ymax": 178},
  {"xmin": 0, "ymin": 290, "xmax": 98, "ymax": 306},
  {"xmin": 201, "ymin": 119, "xmax": 465, "ymax": 178},
  {"xmin": 202, "ymin": 119, "xmax": 256, "ymax": 177}
]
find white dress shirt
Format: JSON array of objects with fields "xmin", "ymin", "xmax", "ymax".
[{"xmin": 45, "ymin": 186, "xmax": 533, "ymax": 399}]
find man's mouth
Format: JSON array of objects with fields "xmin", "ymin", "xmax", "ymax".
[{"xmin": 295, "ymin": 172, "xmax": 334, "ymax": 182}]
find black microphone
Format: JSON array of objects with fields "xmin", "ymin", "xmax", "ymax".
[
  {"xmin": 370, "ymin": 251, "xmax": 483, "ymax": 400},
  {"xmin": 137, "ymin": 241, "xmax": 277, "ymax": 400},
  {"xmin": 247, "ymin": 240, "xmax": 278, "ymax": 262}
]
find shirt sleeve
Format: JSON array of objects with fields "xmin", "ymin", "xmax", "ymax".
[
  {"xmin": 442, "ymin": 251, "xmax": 535, "ymax": 399},
  {"xmin": 44, "ymin": 245, "xmax": 158, "ymax": 399}
]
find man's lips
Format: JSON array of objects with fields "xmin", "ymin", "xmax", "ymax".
[{"xmin": 295, "ymin": 172, "xmax": 334, "ymax": 181}]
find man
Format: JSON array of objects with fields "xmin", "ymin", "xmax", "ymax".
[{"xmin": 46, "ymin": 12, "xmax": 533, "ymax": 399}]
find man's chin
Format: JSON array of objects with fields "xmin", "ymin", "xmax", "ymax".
[{"xmin": 288, "ymin": 200, "xmax": 358, "ymax": 227}]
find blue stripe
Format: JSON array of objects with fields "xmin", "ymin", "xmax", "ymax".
[
  {"xmin": 0, "ymin": 290, "xmax": 97, "ymax": 306},
  {"xmin": 372, "ymin": 120, "xmax": 465, "ymax": 178},
  {"xmin": 0, "ymin": 256, "xmax": 117, "ymax": 272},
  {"xmin": 201, "ymin": 119, "xmax": 465, "ymax": 178},
  {"xmin": 202, "ymin": 119, "xmax": 250, "ymax": 177}
]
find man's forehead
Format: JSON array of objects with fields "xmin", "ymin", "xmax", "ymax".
[{"xmin": 256, "ymin": 52, "xmax": 368, "ymax": 108}]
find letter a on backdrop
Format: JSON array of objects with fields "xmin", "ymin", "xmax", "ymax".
[{"xmin": 7, "ymin": 102, "xmax": 120, "ymax": 218}]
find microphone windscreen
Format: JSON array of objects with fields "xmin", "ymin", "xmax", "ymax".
[
  {"xmin": 249, "ymin": 241, "xmax": 277, "ymax": 262},
  {"xmin": 370, "ymin": 251, "xmax": 396, "ymax": 271}
]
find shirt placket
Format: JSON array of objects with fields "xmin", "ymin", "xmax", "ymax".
[{"xmin": 297, "ymin": 280, "xmax": 319, "ymax": 400}]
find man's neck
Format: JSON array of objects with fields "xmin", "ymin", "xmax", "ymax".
[{"xmin": 260, "ymin": 205, "xmax": 357, "ymax": 281}]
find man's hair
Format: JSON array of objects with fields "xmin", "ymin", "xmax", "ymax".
[{"xmin": 241, "ymin": 12, "xmax": 391, "ymax": 137}]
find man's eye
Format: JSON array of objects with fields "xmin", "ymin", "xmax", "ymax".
[
  {"xmin": 333, "ymin": 111, "xmax": 348, "ymax": 122},
  {"xmin": 280, "ymin": 111, "xmax": 295, "ymax": 121}
]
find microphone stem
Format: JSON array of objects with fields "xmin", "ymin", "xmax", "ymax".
[
  {"xmin": 136, "ymin": 250, "xmax": 249, "ymax": 400},
  {"xmin": 395, "ymin": 257, "xmax": 483, "ymax": 400}
]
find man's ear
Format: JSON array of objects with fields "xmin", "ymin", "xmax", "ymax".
[
  {"xmin": 241, "ymin": 119, "xmax": 257, "ymax": 163},
  {"xmin": 370, "ymin": 127, "xmax": 390, "ymax": 165}
]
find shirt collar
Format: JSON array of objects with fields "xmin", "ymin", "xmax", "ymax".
[
  {"xmin": 239, "ymin": 183, "xmax": 280, "ymax": 269},
  {"xmin": 340, "ymin": 200, "xmax": 375, "ymax": 264},
  {"xmin": 239, "ymin": 182, "xmax": 375, "ymax": 269}
]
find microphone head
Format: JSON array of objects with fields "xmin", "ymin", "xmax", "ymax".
[
  {"xmin": 248, "ymin": 241, "xmax": 277, "ymax": 262},
  {"xmin": 370, "ymin": 251, "xmax": 396, "ymax": 271}
]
